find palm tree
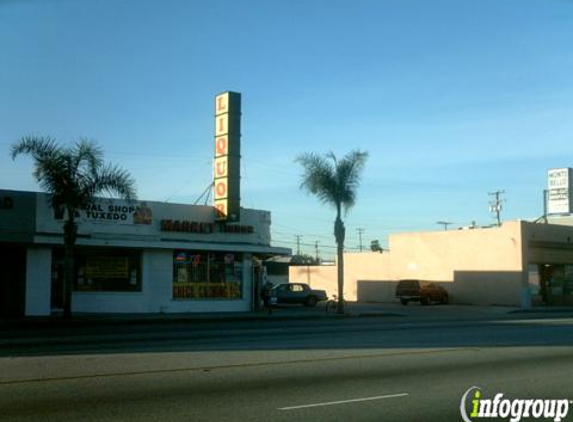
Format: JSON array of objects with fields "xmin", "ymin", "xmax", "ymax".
[
  {"xmin": 11, "ymin": 136, "xmax": 136, "ymax": 317},
  {"xmin": 296, "ymin": 150, "xmax": 368, "ymax": 314}
]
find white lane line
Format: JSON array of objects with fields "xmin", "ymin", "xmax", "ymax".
[{"xmin": 278, "ymin": 393, "xmax": 409, "ymax": 411}]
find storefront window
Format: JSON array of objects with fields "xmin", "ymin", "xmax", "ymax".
[
  {"xmin": 172, "ymin": 251, "xmax": 243, "ymax": 300},
  {"xmin": 537, "ymin": 263, "xmax": 573, "ymax": 306},
  {"xmin": 53, "ymin": 248, "xmax": 142, "ymax": 292}
]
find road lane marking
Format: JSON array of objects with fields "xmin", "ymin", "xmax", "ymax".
[{"xmin": 278, "ymin": 393, "xmax": 409, "ymax": 410}]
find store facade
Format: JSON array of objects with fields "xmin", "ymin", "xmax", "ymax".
[{"xmin": 0, "ymin": 189, "xmax": 289, "ymax": 316}]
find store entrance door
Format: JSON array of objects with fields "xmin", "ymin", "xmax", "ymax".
[
  {"xmin": 0, "ymin": 245, "xmax": 26, "ymax": 317},
  {"xmin": 539, "ymin": 263, "xmax": 573, "ymax": 306}
]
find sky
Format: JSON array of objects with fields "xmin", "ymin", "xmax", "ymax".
[{"xmin": 1, "ymin": 0, "xmax": 573, "ymax": 260}]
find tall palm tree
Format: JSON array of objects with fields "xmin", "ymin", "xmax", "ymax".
[
  {"xmin": 11, "ymin": 136, "xmax": 136, "ymax": 317},
  {"xmin": 296, "ymin": 149, "xmax": 368, "ymax": 314}
]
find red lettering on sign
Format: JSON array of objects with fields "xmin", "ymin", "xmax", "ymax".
[
  {"xmin": 216, "ymin": 137, "xmax": 228, "ymax": 155},
  {"xmin": 217, "ymin": 96, "xmax": 226, "ymax": 113},
  {"xmin": 217, "ymin": 116, "xmax": 227, "ymax": 135},
  {"xmin": 215, "ymin": 202, "xmax": 227, "ymax": 217},
  {"xmin": 215, "ymin": 159, "xmax": 227, "ymax": 177},
  {"xmin": 215, "ymin": 181, "xmax": 227, "ymax": 197}
]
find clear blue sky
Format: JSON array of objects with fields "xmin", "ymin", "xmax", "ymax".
[{"xmin": 1, "ymin": 0, "xmax": 572, "ymax": 259}]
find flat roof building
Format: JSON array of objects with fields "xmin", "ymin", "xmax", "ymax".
[
  {"xmin": 291, "ymin": 220, "xmax": 573, "ymax": 308},
  {"xmin": 0, "ymin": 189, "xmax": 289, "ymax": 316}
]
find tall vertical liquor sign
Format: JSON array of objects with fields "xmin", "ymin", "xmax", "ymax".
[{"xmin": 214, "ymin": 92, "xmax": 241, "ymax": 222}]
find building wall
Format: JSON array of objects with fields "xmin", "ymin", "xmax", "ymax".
[
  {"xmin": 290, "ymin": 264, "xmax": 339, "ymax": 300},
  {"xmin": 385, "ymin": 222, "xmax": 525, "ymax": 305},
  {"xmin": 521, "ymin": 221, "xmax": 573, "ymax": 306},
  {"xmin": 523, "ymin": 221, "xmax": 573, "ymax": 264},
  {"xmin": 290, "ymin": 221, "xmax": 527, "ymax": 306},
  {"xmin": 0, "ymin": 190, "xmax": 36, "ymax": 243},
  {"xmin": 143, "ymin": 249, "xmax": 173, "ymax": 313},
  {"xmin": 25, "ymin": 247, "xmax": 52, "ymax": 316}
]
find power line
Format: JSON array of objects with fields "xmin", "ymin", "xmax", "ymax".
[{"xmin": 271, "ymin": 239, "xmax": 361, "ymax": 252}]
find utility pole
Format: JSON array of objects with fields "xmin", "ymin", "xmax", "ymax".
[
  {"xmin": 314, "ymin": 241, "xmax": 320, "ymax": 263},
  {"xmin": 357, "ymin": 228, "xmax": 365, "ymax": 252},
  {"xmin": 488, "ymin": 190, "xmax": 505, "ymax": 227},
  {"xmin": 295, "ymin": 235, "xmax": 302, "ymax": 256},
  {"xmin": 436, "ymin": 221, "xmax": 453, "ymax": 231}
]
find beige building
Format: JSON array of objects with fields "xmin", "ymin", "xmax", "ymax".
[{"xmin": 290, "ymin": 220, "xmax": 573, "ymax": 307}]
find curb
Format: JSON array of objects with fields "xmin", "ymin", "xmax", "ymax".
[{"xmin": 0, "ymin": 310, "xmax": 403, "ymax": 332}]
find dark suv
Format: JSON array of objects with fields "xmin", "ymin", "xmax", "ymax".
[{"xmin": 395, "ymin": 279, "xmax": 449, "ymax": 305}]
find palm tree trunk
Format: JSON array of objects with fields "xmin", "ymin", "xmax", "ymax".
[
  {"xmin": 62, "ymin": 244, "xmax": 74, "ymax": 319},
  {"xmin": 62, "ymin": 214, "xmax": 77, "ymax": 319},
  {"xmin": 334, "ymin": 208, "xmax": 345, "ymax": 314}
]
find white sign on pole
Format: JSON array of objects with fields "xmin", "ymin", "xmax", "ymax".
[{"xmin": 547, "ymin": 168, "xmax": 573, "ymax": 215}]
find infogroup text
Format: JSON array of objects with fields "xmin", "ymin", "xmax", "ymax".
[{"xmin": 460, "ymin": 387, "xmax": 571, "ymax": 422}]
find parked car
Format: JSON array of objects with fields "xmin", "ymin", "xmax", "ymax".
[
  {"xmin": 269, "ymin": 283, "xmax": 328, "ymax": 307},
  {"xmin": 395, "ymin": 279, "xmax": 449, "ymax": 305}
]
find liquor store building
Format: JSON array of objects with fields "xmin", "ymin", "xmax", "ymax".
[{"xmin": 0, "ymin": 189, "xmax": 289, "ymax": 317}]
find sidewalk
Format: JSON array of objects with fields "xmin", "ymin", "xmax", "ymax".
[
  {"xmin": 1, "ymin": 302, "xmax": 572, "ymax": 332},
  {"xmin": 0, "ymin": 302, "xmax": 400, "ymax": 330}
]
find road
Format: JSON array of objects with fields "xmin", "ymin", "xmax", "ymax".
[{"xmin": 1, "ymin": 310, "xmax": 573, "ymax": 421}]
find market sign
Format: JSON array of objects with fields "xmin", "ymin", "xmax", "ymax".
[
  {"xmin": 214, "ymin": 91, "xmax": 241, "ymax": 222},
  {"xmin": 548, "ymin": 168, "xmax": 573, "ymax": 215},
  {"xmin": 160, "ymin": 219, "xmax": 254, "ymax": 234}
]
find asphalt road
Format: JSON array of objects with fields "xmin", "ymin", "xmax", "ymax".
[{"xmin": 1, "ymin": 311, "xmax": 573, "ymax": 422}]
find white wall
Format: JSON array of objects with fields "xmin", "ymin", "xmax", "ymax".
[
  {"xmin": 25, "ymin": 247, "xmax": 52, "ymax": 316},
  {"xmin": 144, "ymin": 249, "xmax": 173, "ymax": 312}
]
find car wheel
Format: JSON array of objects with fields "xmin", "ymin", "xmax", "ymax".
[
  {"xmin": 400, "ymin": 298, "xmax": 408, "ymax": 306},
  {"xmin": 305, "ymin": 296, "xmax": 318, "ymax": 307},
  {"xmin": 421, "ymin": 297, "xmax": 430, "ymax": 305},
  {"xmin": 440, "ymin": 294, "xmax": 449, "ymax": 305}
]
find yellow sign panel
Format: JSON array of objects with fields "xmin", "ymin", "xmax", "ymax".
[
  {"xmin": 214, "ymin": 179, "xmax": 228, "ymax": 200},
  {"xmin": 215, "ymin": 136, "xmax": 228, "ymax": 157},
  {"xmin": 215, "ymin": 92, "xmax": 229, "ymax": 116},
  {"xmin": 213, "ymin": 91, "xmax": 241, "ymax": 221},
  {"xmin": 214, "ymin": 156, "xmax": 228, "ymax": 178},
  {"xmin": 214, "ymin": 199, "xmax": 227, "ymax": 218},
  {"xmin": 213, "ymin": 92, "xmax": 241, "ymax": 221},
  {"xmin": 85, "ymin": 257, "xmax": 129, "ymax": 279},
  {"xmin": 215, "ymin": 114, "xmax": 228, "ymax": 137}
]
